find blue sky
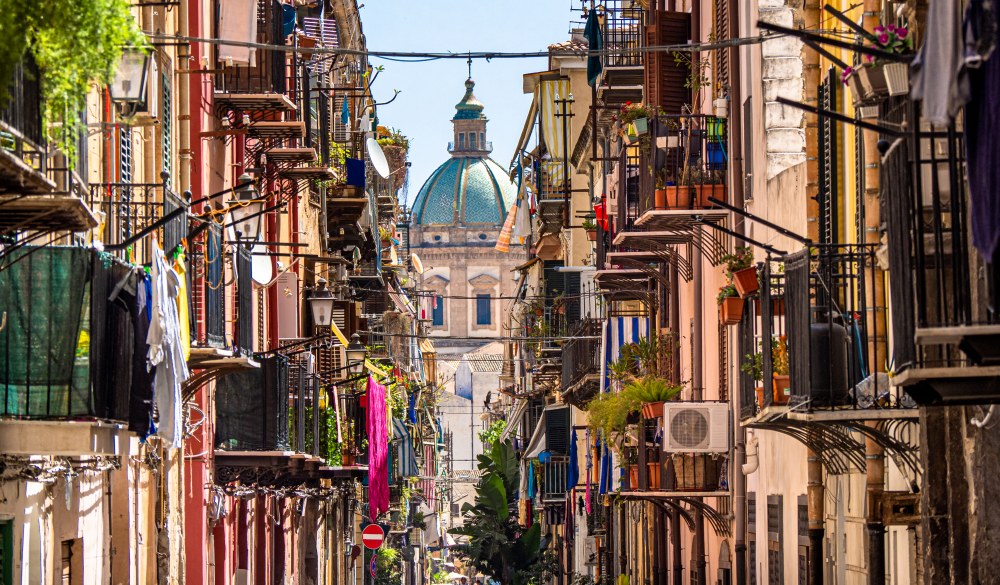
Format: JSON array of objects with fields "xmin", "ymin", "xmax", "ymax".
[{"xmin": 360, "ymin": 1, "xmax": 575, "ymax": 207}]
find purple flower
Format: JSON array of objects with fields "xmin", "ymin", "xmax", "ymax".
[
  {"xmin": 887, "ymin": 24, "xmax": 896, "ymax": 33},
  {"xmin": 878, "ymin": 33, "xmax": 890, "ymax": 45},
  {"xmin": 874, "ymin": 25, "xmax": 885, "ymax": 34},
  {"xmin": 897, "ymin": 27, "xmax": 908, "ymax": 39},
  {"xmin": 865, "ymin": 54, "xmax": 874, "ymax": 63}
]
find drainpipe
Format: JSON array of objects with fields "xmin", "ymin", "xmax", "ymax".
[
  {"xmin": 725, "ymin": 0, "xmax": 748, "ymax": 581},
  {"xmin": 807, "ymin": 450, "xmax": 824, "ymax": 584},
  {"xmin": 671, "ymin": 512, "xmax": 682, "ymax": 585},
  {"xmin": 741, "ymin": 434, "xmax": 759, "ymax": 475},
  {"xmin": 866, "ymin": 429, "xmax": 886, "ymax": 585}
]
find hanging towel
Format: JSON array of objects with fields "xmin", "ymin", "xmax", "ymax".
[
  {"xmin": 912, "ymin": 0, "xmax": 970, "ymax": 125},
  {"xmin": 495, "ymin": 199, "xmax": 517, "ymax": 252},
  {"xmin": 965, "ymin": 49, "xmax": 1000, "ymax": 259},
  {"xmin": 567, "ymin": 429, "xmax": 579, "ymax": 490},
  {"xmin": 147, "ymin": 242, "xmax": 190, "ymax": 449},
  {"xmin": 346, "ymin": 158, "xmax": 366, "ymax": 187},
  {"xmin": 173, "ymin": 251, "xmax": 190, "ymax": 361},
  {"xmin": 367, "ymin": 376, "xmax": 390, "ymax": 518},
  {"xmin": 341, "ymin": 96, "xmax": 351, "ymax": 125},
  {"xmin": 584, "ymin": 429, "xmax": 592, "ymax": 514},
  {"xmin": 526, "ymin": 460, "xmax": 536, "ymax": 499},
  {"xmin": 218, "ymin": 0, "xmax": 258, "ymax": 66},
  {"xmin": 583, "ymin": 8, "xmax": 604, "ymax": 86}
]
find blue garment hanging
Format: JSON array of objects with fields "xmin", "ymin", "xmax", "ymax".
[
  {"xmin": 583, "ymin": 8, "xmax": 604, "ymax": 86},
  {"xmin": 598, "ymin": 437, "xmax": 611, "ymax": 495},
  {"xmin": 567, "ymin": 429, "xmax": 580, "ymax": 489},
  {"xmin": 526, "ymin": 461, "xmax": 536, "ymax": 499},
  {"xmin": 341, "ymin": 96, "xmax": 351, "ymax": 125}
]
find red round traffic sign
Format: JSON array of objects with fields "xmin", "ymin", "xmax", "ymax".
[{"xmin": 361, "ymin": 524, "xmax": 385, "ymax": 550}]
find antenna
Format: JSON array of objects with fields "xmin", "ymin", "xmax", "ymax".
[{"xmin": 467, "ymin": 53, "xmax": 472, "ymax": 80}]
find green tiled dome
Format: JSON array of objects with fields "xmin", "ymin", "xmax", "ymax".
[{"xmin": 412, "ymin": 157, "xmax": 516, "ymax": 226}]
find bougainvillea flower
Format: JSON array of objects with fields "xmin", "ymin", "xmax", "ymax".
[
  {"xmin": 897, "ymin": 27, "xmax": 908, "ymax": 39},
  {"xmin": 878, "ymin": 33, "xmax": 890, "ymax": 44}
]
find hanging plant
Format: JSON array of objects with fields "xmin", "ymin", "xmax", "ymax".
[{"xmin": 0, "ymin": 0, "xmax": 146, "ymax": 161}]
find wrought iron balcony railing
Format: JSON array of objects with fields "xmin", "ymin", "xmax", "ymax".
[
  {"xmin": 447, "ymin": 141, "xmax": 493, "ymax": 154},
  {"xmin": 540, "ymin": 456, "xmax": 570, "ymax": 503},
  {"xmin": 234, "ymin": 243, "xmax": 255, "ymax": 354},
  {"xmin": 88, "ymin": 180, "xmax": 188, "ymax": 264},
  {"xmin": 602, "ymin": 0, "xmax": 646, "ymax": 69},
  {"xmin": 0, "ymin": 54, "xmax": 44, "ymax": 164},
  {"xmin": 214, "ymin": 0, "xmax": 294, "ymax": 96},
  {"xmin": 562, "ymin": 318, "xmax": 602, "ymax": 393},
  {"xmin": 739, "ymin": 245, "xmax": 905, "ymax": 418}
]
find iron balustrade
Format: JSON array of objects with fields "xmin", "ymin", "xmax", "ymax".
[
  {"xmin": 562, "ymin": 318, "xmax": 602, "ymax": 393},
  {"xmin": 88, "ymin": 181, "xmax": 188, "ymax": 264},
  {"xmin": 199, "ymin": 223, "xmax": 226, "ymax": 348},
  {"xmin": 0, "ymin": 54, "xmax": 44, "ymax": 166},
  {"xmin": 882, "ymin": 99, "xmax": 997, "ymax": 373},
  {"xmin": 614, "ymin": 115, "xmax": 729, "ymax": 231},
  {"xmin": 540, "ymin": 455, "xmax": 571, "ymax": 502},
  {"xmin": 602, "ymin": 0, "xmax": 646, "ymax": 69},
  {"xmin": 447, "ymin": 141, "xmax": 493, "ymax": 154}
]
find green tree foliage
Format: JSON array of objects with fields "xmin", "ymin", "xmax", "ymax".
[
  {"xmin": 373, "ymin": 546, "xmax": 403, "ymax": 585},
  {"xmin": 451, "ymin": 442, "xmax": 557, "ymax": 585},
  {"xmin": 0, "ymin": 0, "xmax": 145, "ymax": 159},
  {"xmin": 478, "ymin": 419, "xmax": 507, "ymax": 448}
]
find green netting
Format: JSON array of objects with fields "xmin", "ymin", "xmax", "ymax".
[{"xmin": 0, "ymin": 246, "xmax": 90, "ymax": 417}]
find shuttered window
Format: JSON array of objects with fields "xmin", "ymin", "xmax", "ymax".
[
  {"xmin": 748, "ymin": 491, "xmax": 757, "ymax": 585},
  {"xmin": 432, "ymin": 295, "xmax": 444, "ymax": 326},
  {"xmin": 476, "ymin": 294, "xmax": 491, "ymax": 325},
  {"xmin": 768, "ymin": 495, "xmax": 784, "ymax": 584},
  {"xmin": 161, "ymin": 69, "xmax": 172, "ymax": 185},
  {"xmin": 119, "ymin": 126, "xmax": 132, "ymax": 183},
  {"xmin": 644, "ymin": 10, "xmax": 692, "ymax": 114},
  {"xmin": 545, "ymin": 406, "xmax": 570, "ymax": 455},
  {"xmin": 713, "ymin": 0, "xmax": 730, "ymax": 99}
]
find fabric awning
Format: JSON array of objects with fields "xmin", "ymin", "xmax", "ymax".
[
  {"xmin": 392, "ymin": 419, "xmax": 419, "ymax": 478},
  {"xmin": 388, "ymin": 284, "xmax": 416, "ymax": 316},
  {"xmin": 539, "ymin": 78, "xmax": 571, "ymax": 187},
  {"xmin": 510, "ymin": 88, "xmax": 540, "ymax": 170},
  {"xmin": 523, "ymin": 410, "xmax": 547, "ymax": 459},
  {"xmin": 497, "ymin": 400, "xmax": 527, "ymax": 444}
]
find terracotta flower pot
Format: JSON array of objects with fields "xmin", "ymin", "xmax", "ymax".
[
  {"xmin": 772, "ymin": 375, "xmax": 791, "ymax": 405},
  {"xmin": 343, "ymin": 453, "xmax": 355, "ymax": 466},
  {"xmin": 664, "ymin": 185, "xmax": 693, "ymax": 209},
  {"xmin": 732, "ymin": 267, "xmax": 759, "ymax": 298},
  {"xmin": 586, "ymin": 229, "xmax": 597, "ymax": 241},
  {"xmin": 641, "ymin": 401, "xmax": 665, "ymax": 419},
  {"xmin": 692, "ymin": 183, "xmax": 725, "ymax": 208},
  {"xmin": 755, "ymin": 386, "xmax": 765, "ymax": 408},
  {"xmin": 753, "ymin": 296, "xmax": 786, "ymax": 317},
  {"xmin": 720, "ymin": 297, "xmax": 745, "ymax": 325},
  {"xmin": 646, "ymin": 462, "xmax": 661, "ymax": 489},
  {"xmin": 654, "ymin": 188, "xmax": 667, "ymax": 210},
  {"xmin": 628, "ymin": 465, "xmax": 639, "ymax": 490}
]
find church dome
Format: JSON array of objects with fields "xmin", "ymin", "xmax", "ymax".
[
  {"xmin": 411, "ymin": 157, "xmax": 516, "ymax": 225},
  {"xmin": 411, "ymin": 78, "xmax": 516, "ymax": 226}
]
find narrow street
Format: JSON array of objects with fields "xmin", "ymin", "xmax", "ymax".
[{"xmin": 0, "ymin": 1, "xmax": 996, "ymax": 584}]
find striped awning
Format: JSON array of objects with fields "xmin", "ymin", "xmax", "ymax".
[
  {"xmin": 600, "ymin": 316, "xmax": 650, "ymax": 390},
  {"xmin": 392, "ymin": 419, "xmax": 419, "ymax": 478},
  {"xmin": 539, "ymin": 78, "xmax": 571, "ymax": 187}
]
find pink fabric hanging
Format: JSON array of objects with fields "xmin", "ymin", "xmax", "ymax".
[{"xmin": 366, "ymin": 376, "xmax": 390, "ymax": 518}]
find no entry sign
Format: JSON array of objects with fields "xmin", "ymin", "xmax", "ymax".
[{"xmin": 361, "ymin": 524, "xmax": 385, "ymax": 550}]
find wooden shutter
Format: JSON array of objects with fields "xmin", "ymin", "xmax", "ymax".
[
  {"xmin": 644, "ymin": 11, "xmax": 692, "ymax": 114},
  {"xmin": 545, "ymin": 406, "xmax": 571, "ymax": 455}
]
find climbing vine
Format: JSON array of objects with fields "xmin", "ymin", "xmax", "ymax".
[{"xmin": 0, "ymin": 0, "xmax": 145, "ymax": 159}]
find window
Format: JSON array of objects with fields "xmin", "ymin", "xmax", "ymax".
[
  {"xmin": 432, "ymin": 295, "xmax": 444, "ymax": 326},
  {"xmin": 748, "ymin": 492, "xmax": 757, "ymax": 585},
  {"xmin": 767, "ymin": 495, "xmax": 783, "ymax": 585},
  {"xmin": 480, "ymin": 132, "xmax": 485, "ymax": 147},
  {"xmin": 469, "ymin": 132, "xmax": 477, "ymax": 149},
  {"xmin": 119, "ymin": 126, "xmax": 132, "ymax": 183},
  {"xmin": 1, "ymin": 520, "xmax": 11, "ymax": 585},
  {"xmin": 458, "ymin": 134, "xmax": 465, "ymax": 150},
  {"xmin": 161, "ymin": 69, "xmax": 172, "ymax": 186},
  {"xmin": 476, "ymin": 294, "xmax": 491, "ymax": 325}
]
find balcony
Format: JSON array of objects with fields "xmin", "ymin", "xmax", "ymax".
[
  {"xmin": 234, "ymin": 244, "xmax": 255, "ymax": 354},
  {"xmin": 603, "ymin": 115, "xmax": 730, "ymax": 271},
  {"xmin": 540, "ymin": 456, "xmax": 571, "ymax": 503},
  {"xmin": 88, "ymin": 180, "xmax": 189, "ymax": 265},
  {"xmin": 0, "ymin": 247, "xmax": 151, "ymax": 455},
  {"xmin": 0, "ymin": 56, "xmax": 97, "ymax": 234},
  {"xmin": 598, "ymin": 0, "xmax": 645, "ymax": 104},
  {"xmin": 884, "ymin": 103, "xmax": 1000, "ymax": 404},
  {"xmin": 739, "ymin": 246, "xmax": 914, "ymax": 422},
  {"xmin": 561, "ymin": 319, "xmax": 601, "ymax": 403},
  {"xmin": 213, "ymin": 0, "xmax": 296, "ymax": 106}
]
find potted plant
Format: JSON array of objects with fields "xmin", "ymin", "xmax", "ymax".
[
  {"xmin": 585, "ymin": 387, "xmax": 641, "ymax": 451},
  {"xmin": 646, "ymin": 453, "xmax": 662, "ymax": 490},
  {"xmin": 722, "ymin": 246, "xmax": 758, "ymax": 298},
  {"xmin": 741, "ymin": 351, "xmax": 765, "ymax": 408},
  {"xmin": 624, "ymin": 376, "xmax": 683, "ymax": 419},
  {"xmin": 379, "ymin": 225, "xmax": 394, "ymax": 246},
  {"xmin": 718, "ymin": 284, "xmax": 744, "ymax": 325},
  {"xmin": 624, "ymin": 448, "xmax": 640, "ymax": 490},
  {"xmin": 582, "ymin": 218, "xmax": 598, "ymax": 241},
  {"xmin": 843, "ymin": 23, "xmax": 913, "ymax": 104},
  {"xmin": 653, "ymin": 167, "xmax": 671, "ymax": 210},
  {"xmin": 771, "ymin": 336, "xmax": 790, "ymax": 404}
]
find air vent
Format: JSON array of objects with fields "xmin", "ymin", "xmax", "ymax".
[{"xmin": 662, "ymin": 402, "xmax": 730, "ymax": 453}]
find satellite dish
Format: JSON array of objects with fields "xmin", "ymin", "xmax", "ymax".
[
  {"xmin": 366, "ymin": 137, "xmax": 391, "ymax": 178},
  {"xmin": 251, "ymin": 244, "xmax": 274, "ymax": 285},
  {"xmin": 410, "ymin": 252, "xmax": 425, "ymax": 274}
]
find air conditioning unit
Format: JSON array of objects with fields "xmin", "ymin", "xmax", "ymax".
[{"xmin": 662, "ymin": 402, "xmax": 730, "ymax": 453}]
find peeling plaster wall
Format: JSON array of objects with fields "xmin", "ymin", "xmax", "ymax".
[{"xmin": 758, "ymin": 1, "xmax": 806, "ymax": 180}]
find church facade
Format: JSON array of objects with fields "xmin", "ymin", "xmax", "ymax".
[{"xmin": 409, "ymin": 78, "xmax": 527, "ymax": 357}]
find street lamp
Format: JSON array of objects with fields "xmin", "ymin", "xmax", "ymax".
[
  {"xmin": 346, "ymin": 333, "xmax": 366, "ymax": 376},
  {"xmin": 230, "ymin": 173, "xmax": 264, "ymax": 243},
  {"xmin": 109, "ymin": 49, "xmax": 151, "ymax": 104},
  {"xmin": 307, "ymin": 278, "xmax": 336, "ymax": 328}
]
